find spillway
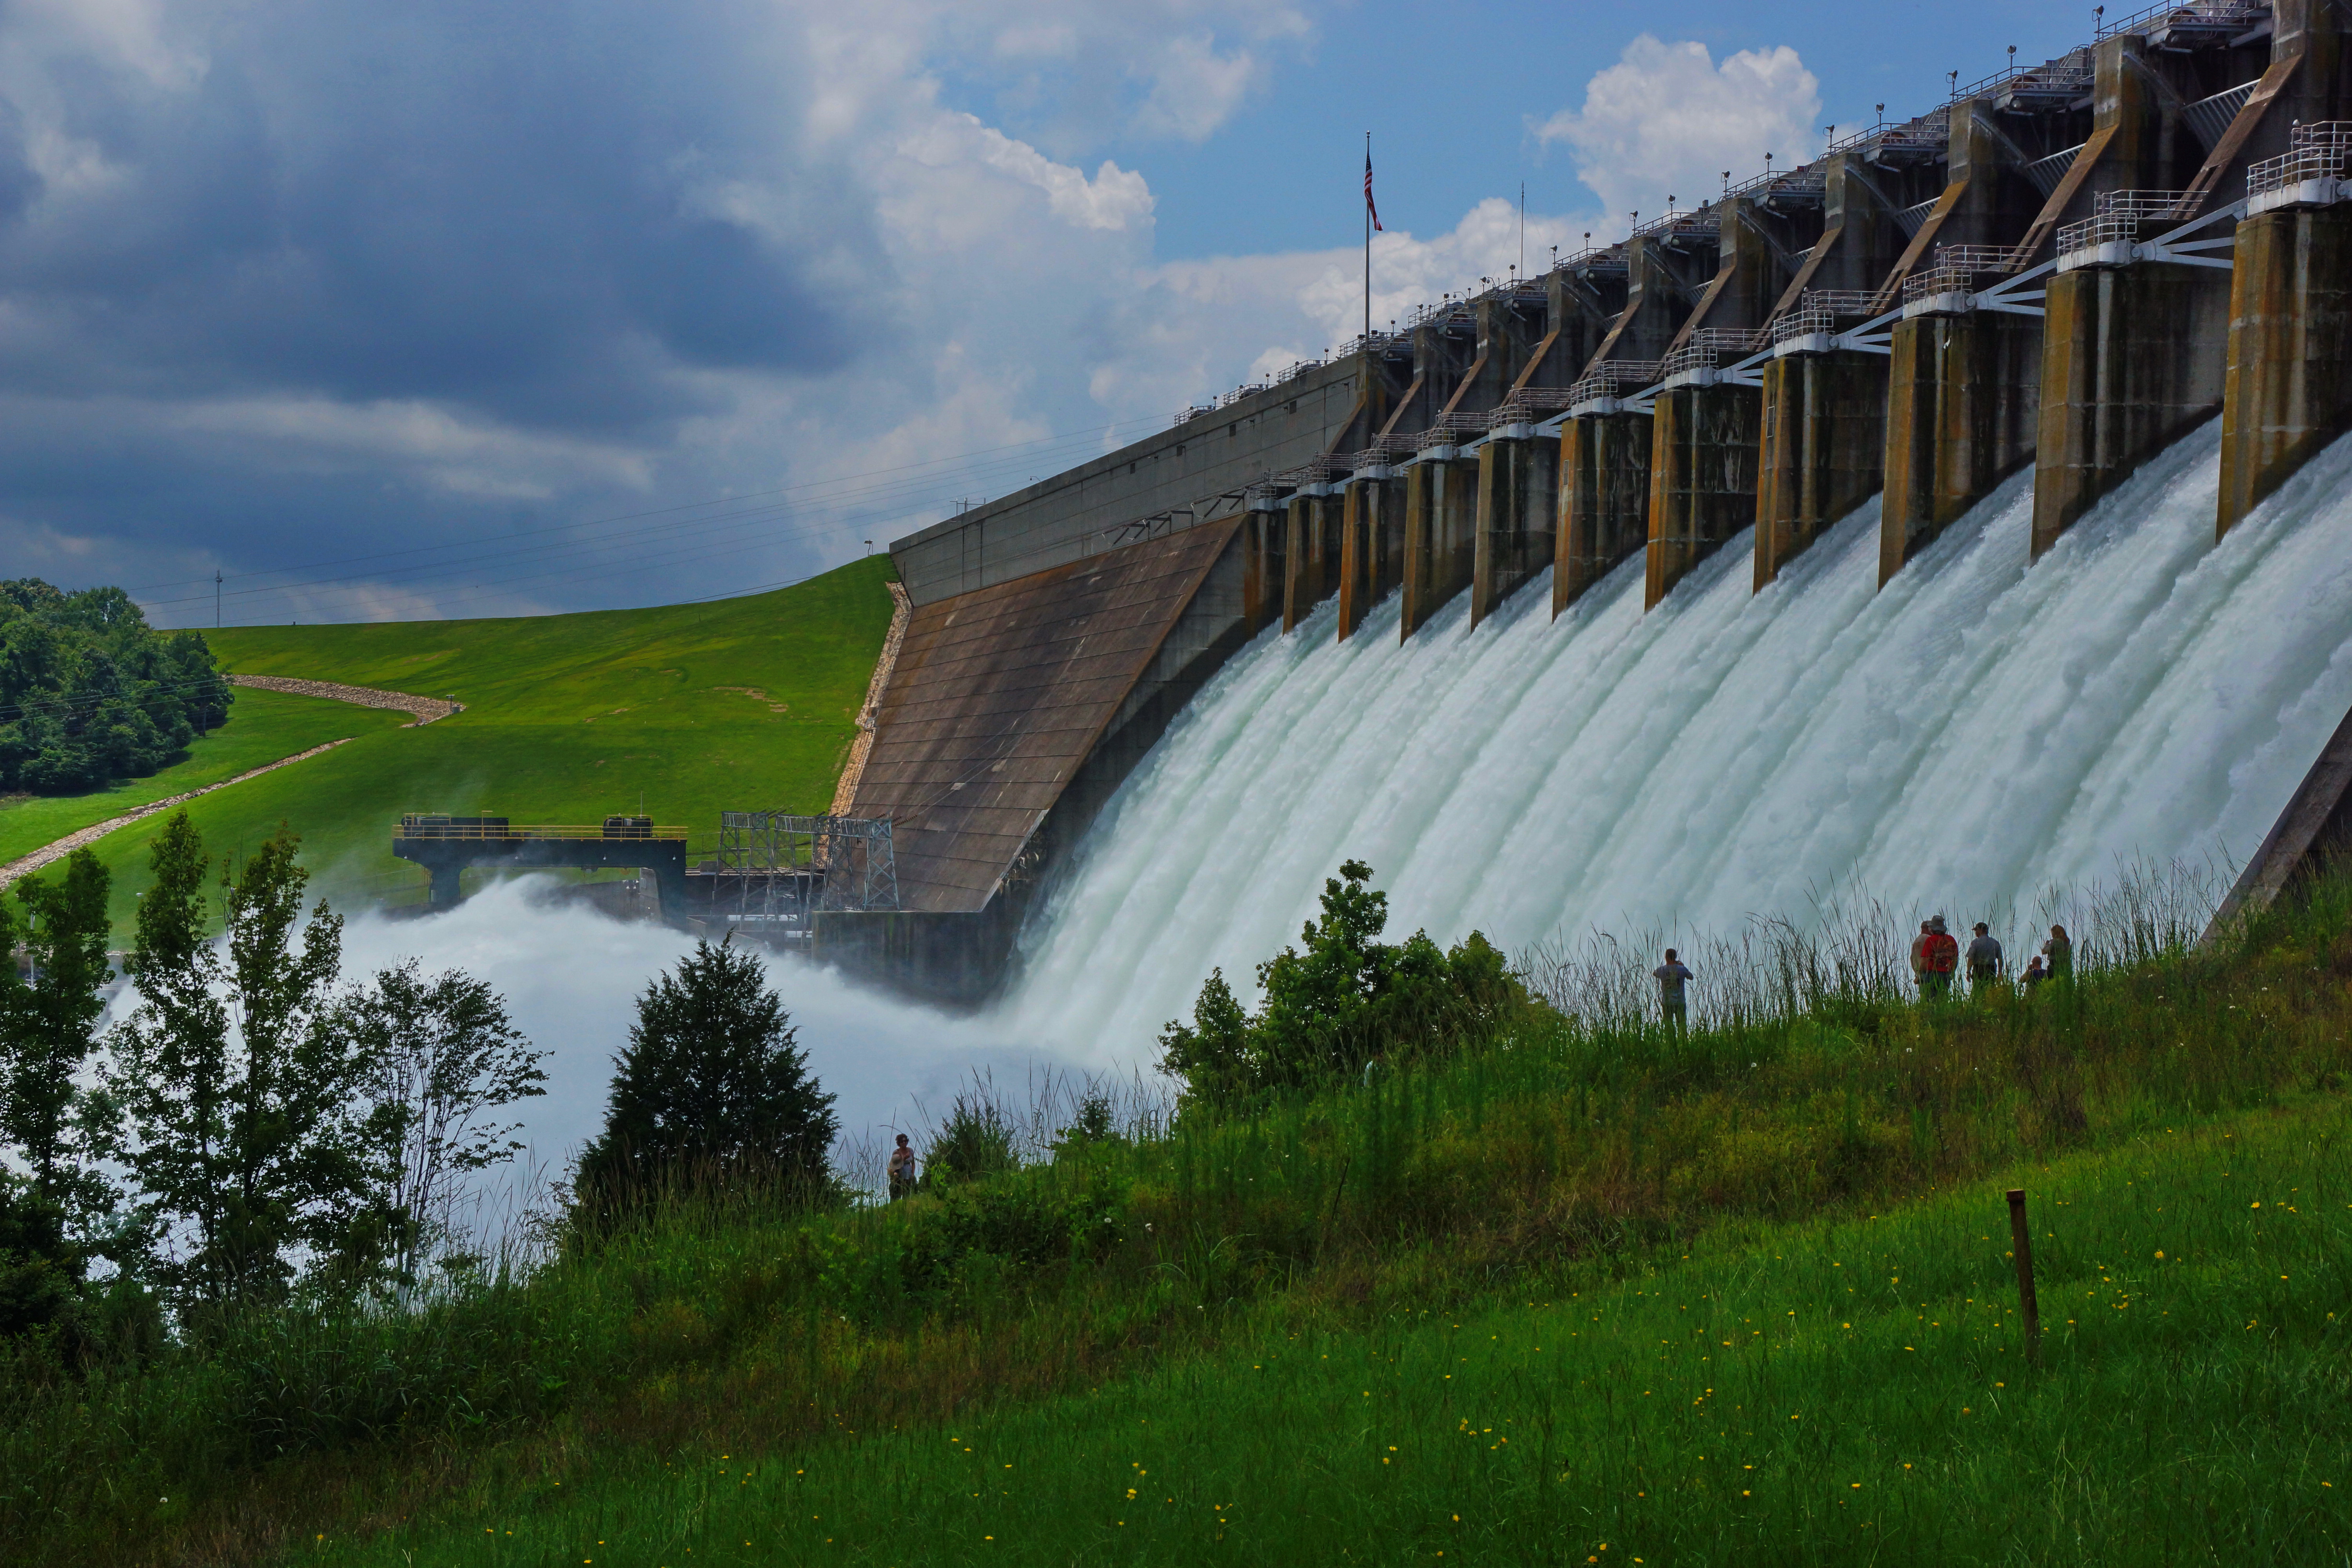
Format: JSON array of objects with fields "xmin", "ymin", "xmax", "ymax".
[{"xmin": 999, "ymin": 424, "xmax": 2352, "ymax": 1056}]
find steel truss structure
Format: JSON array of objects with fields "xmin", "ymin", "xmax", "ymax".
[{"xmin": 706, "ymin": 812, "xmax": 900, "ymax": 926}]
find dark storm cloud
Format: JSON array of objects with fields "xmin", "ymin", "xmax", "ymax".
[{"xmin": 0, "ymin": 0, "xmax": 880, "ymax": 434}]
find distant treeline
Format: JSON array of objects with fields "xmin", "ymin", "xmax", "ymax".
[{"xmin": 0, "ymin": 579, "xmax": 232, "ymax": 795}]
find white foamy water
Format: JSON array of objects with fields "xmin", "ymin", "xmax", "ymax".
[
  {"xmin": 324, "ymin": 880, "xmax": 1063, "ymax": 1173},
  {"xmin": 1001, "ymin": 422, "xmax": 2352, "ymax": 1056}
]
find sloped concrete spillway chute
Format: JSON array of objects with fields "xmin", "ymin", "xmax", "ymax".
[{"xmin": 819, "ymin": 519, "xmax": 1250, "ymax": 1001}]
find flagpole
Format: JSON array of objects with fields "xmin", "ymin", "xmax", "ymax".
[{"xmin": 1363, "ymin": 131, "xmax": 1372, "ymax": 344}]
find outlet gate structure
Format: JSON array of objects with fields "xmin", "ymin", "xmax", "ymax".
[{"xmin": 701, "ymin": 812, "xmax": 900, "ymax": 930}]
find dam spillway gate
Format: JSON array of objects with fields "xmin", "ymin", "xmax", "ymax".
[{"xmin": 828, "ymin": 0, "xmax": 2352, "ymax": 1004}]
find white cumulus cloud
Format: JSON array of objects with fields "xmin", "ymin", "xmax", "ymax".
[{"xmin": 1536, "ymin": 34, "xmax": 1821, "ymax": 230}]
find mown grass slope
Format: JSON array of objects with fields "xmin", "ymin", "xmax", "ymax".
[
  {"xmin": 332, "ymin": 1105, "xmax": 2352, "ymax": 1565},
  {"xmin": 61, "ymin": 559, "xmax": 895, "ymax": 927},
  {"xmin": 0, "ymin": 689, "xmax": 410, "ymax": 868}
]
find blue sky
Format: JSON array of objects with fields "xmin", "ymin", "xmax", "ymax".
[{"xmin": 0, "ymin": 0, "xmax": 2103, "ymax": 625}]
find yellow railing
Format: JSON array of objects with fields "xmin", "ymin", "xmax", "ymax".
[{"xmin": 394, "ymin": 822, "xmax": 688, "ymax": 841}]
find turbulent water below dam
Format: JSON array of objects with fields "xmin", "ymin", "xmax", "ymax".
[
  {"xmin": 325, "ymin": 422, "xmax": 2352, "ymax": 1165},
  {"xmin": 1000, "ymin": 421, "xmax": 2352, "ymax": 1054}
]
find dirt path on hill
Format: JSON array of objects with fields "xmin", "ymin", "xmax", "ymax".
[
  {"xmin": 227, "ymin": 673, "xmax": 466, "ymax": 724},
  {"xmin": 0, "ymin": 677, "xmax": 466, "ymax": 887}
]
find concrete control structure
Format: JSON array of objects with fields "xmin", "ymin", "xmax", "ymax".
[{"xmin": 834, "ymin": 0, "xmax": 2352, "ymax": 1004}]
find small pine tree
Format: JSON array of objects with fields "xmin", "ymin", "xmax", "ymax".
[{"xmin": 576, "ymin": 939, "xmax": 837, "ymax": 1202}]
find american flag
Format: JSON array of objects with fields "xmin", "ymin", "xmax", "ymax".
[{"xmin": 1365, "ymin": 149, "xmax": 1382, "ymax": 232}]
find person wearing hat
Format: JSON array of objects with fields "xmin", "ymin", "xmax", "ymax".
[
  {"xmin": 1917, "ymin": 915, "xmax": 1959, "ymax": 1000},
  {"xmin": 1966, "ymin": 921, "xmax": 2004, "ymax": 996}
]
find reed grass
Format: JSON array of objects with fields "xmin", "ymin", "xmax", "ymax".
[{"xmin": 5, "ymin": 859, "xmax": 2351, "ymax": 1566}]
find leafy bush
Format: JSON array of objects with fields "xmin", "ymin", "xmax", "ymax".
[
  {"xmin": 921, "ymin": 1091, "xmax": 1020, "ymax": 1188},
  {"xmin": 0, "ymin": 579, "xmax": 232, "ymax": 796},
  {"xmin": 1156, "ymin": 860, "xmax": 1526, "ymax": 1105}
]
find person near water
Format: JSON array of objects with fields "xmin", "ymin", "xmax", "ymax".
[
  {"xmin": 2043, "ymin": 924, "xmax": 2074, "ymax": 981},
  {"xmin": 1910, "ymin": 920, "xmax": 1934, "ymax": 991},
  {"xmin": 1966, "ymin": 922, "xmax": 2004, "ymax": 994},
  {"xmin": 2020, "ymin": 955, "xmax": 2049, "ymax": 992},
  {"xmin": 887, "ymin": 1133, "xmax": 918, "ymax": 1201},
  {"xmin": 1653, "ymin": 947, "xmax": 1694, "ymax": 1032},
  {"xmin": 1918, "ymin": 916, "xmax": 1959, "ymax": 999}
]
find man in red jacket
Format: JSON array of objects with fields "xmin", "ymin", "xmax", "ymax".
[{"xmin": 1912, "ymin": 915, "xmax": 1958, "ymax": 1000}]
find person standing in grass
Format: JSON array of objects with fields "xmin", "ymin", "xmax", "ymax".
[
  {"xmin": 2043, "ymin": 923, "xmax": 2073, "ymax": 981},
  {"xmin": 1967, "ymin": 922, "xmax": 2004, "ymax": 996},
  {"xmin": 1916, "ymin": 916, "xmax": 1958, "ymax": 1000},
  {"xmin": 887, "ymin": 1132, "xmax": 919, "ymax": 1201},
  {"xmin": 1653, "ymin": 948, "xmax": 1693, "ymax": 1034}
]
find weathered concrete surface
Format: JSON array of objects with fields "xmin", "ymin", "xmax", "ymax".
[
  {"xmin": 1880, "ymin": 312, "xmax": 2042, "ymax": 582},
  {"xmin": 1555, "ymin": 415, "xmax": 1651, "ymax": 613},
  {"xmin": 1283, "ymin": 490, "xmax": 1341, "ymax": 631},
  {"xmin": 2205, "ymin": 695, "xmax": 2352, "ymax": 938},
  {"xmin": 1470, "ymin": 434, "xmax": 1559, "ymax": 626},
  {"xmin": 1643, "ymin": 196, "xmax": 1798, "ymax": 606},
  {"xmin": 1337, "ymin": 472, "xmax": 1404, "ymax": 640},
  {"xmin": 2030, "ymin": 34, "xmax": 2233, "ymax": 557},
  {"xmin": 848, "ymin": 521, "xmax": 1241, "ymax": 915},
  {"xmin": 1401, "ymin": 457, "xmax": 1477, "ymax": 639},
  {"xmin": 1646, "ymin": 386, "xmax": 1760, "ymax": 607},
  {"xmin": 1751, "ymin": 152, "xmax": 1903, "ymax": 589},
  {"xmin": 1241, "ymin": 505, "xmax": 1284, "ymax": 635},
  {"xmin": 1877, "ymin": 98, "xmax": 2049, "ymax": 583},
  {"xmin": 2218, "ymin": 204, "xmax": 2352, "ymax": 534},
  {"xmin": 2033, "ymin": 264, "xmax": 2229, "ymax": 556},
  {"xmin": 1756, "ymin": 352, "xmax": 1886, "ymax": 588},
  {"xmin": 891, "ymin": 354, "xmax": 1379, "ymax": 608}
]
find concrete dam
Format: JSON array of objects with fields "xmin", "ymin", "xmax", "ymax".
[{"xmin": 818, "ymin": 1, "xmax": 2352, "ymax": 1009}]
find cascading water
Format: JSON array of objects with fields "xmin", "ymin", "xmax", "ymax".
[{"xmin": 1002, "ymin": 422, "xmax": 2352, "ymax": 1057}]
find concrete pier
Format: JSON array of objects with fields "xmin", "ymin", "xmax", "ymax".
[
  {"xmin": 1645, "ymin": 388, "xmax": 1761, "ymax": 606},
  {"xmin": 1555, "ymin": 414, "xmax": 1652, "ymax": 612},
  {"xmin": 1282, "ymin": 487, "xmax": 1341, "ymax": 630},
  {"xmin": 1471, "ymin": 431, "xmax": 1557, "ymax": 626},
  {"xmin": 1757, "ymin": 353, "xmax": 1887, "ymax": 586},
  {"xmin": 2032, "ymin": 35, "xmax": 2234, "ymax": 557},
  {"xmin": 1753, "ymin": 154, "xmax": 1907, "ymax": 587},
  {"xmin": 1242, "ymin": 500, "xmax": 1285, "ymax": 635},
  {"xmin": 2218, "ymin": 203, "xmax": 2352, "ymax": 534},
  {"xmin": 1551, "ymin": 235, "xmax": 1690, "ymax": 616},
  {"xmin": 1645, "ymin": 196, "xmax": 1803, "ymax": 607},
  {"xmin": 1878, "ymin": 99, "xmax": 2053, "ymax": 583},
  {"xmin": 2216, "ymin": 0, "xmax": 2352, "ymax": 535},
  {"xmin": 1400, "ymin": 454, "xmax": 1477, "ymax": 639},
  {"xmin": 2034, "ymin": 264, "xmax": 2229, "ymax": 555},
  {"xmin": 1336, "ymin": 469, "xmax": 1404, "ymax": 639}
]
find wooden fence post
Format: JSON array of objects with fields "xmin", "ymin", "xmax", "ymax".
[{"xmin": 2006, "ymin": 1187, "xmax": 2040, "ymax": 1363}]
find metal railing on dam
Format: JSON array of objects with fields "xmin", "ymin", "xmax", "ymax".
[{"xmin": 846, "ymin": 0, "xmax": 2352, "ymax": 1005}]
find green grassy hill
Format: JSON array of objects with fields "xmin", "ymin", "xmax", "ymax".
[
  {"xmin": 47, "ymin": 558, "xmax": 895, "ymax": 928},
  {"xmin": 0, "ymin": 688, "xmax": 412, "ymax": 869}
]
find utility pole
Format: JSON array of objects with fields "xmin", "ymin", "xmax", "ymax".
[{"xmin": 215, "ymin": 570, "xmax": 222, "ymax": 628}]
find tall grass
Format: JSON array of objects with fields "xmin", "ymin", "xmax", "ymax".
[{"xmin": 5, "ymin": 859, "xmax": 2350, "ymax": 1566}]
